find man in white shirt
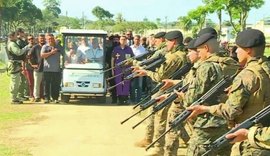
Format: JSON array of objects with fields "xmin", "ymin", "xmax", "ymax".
[{"xmin": 130, "ymin": 35, "xmax": 147, "ymax": 103}]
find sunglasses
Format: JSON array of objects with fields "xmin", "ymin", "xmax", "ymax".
[{"xmin": 28, "ymin": 38, "xmax": 34, "ymax": 40}]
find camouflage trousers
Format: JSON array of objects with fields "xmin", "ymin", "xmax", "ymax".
[
  {"xmin": 164, "ymin": 100, "xmax": 191, "ymax": 156},
  {"xmin": 145, "ymin": 105, "xmax": 155, "ymax": 141},
  {"xmin": 186, "ymin": 127, "xmax": 231, "ymax": 156},
  {"xmin": 231, "ymin": 140, "xmax": 270, "ymax": 156},
  {"xmin": 152, "ymin": 103, "xmax": 171, "ymax": 149},
  {"xmin": 10, "ymin": 72, "xmax": 23, "ymax": 101}
]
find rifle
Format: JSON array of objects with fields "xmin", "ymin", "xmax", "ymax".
[
  {"xmin": 133, "ymin": 62, "xmax": 193, "ymax": 109},
  {"xmin": 106, "ymin": 67, "xmax": 132, "ymax": 81},
  {"xmin": 146, "ymin": 73, "xmax": 238, "ymax": 151},
  {"xmin": 103, "ymin": 50, "xmax": 157, "ymax": 73},
  {"xmin": 107, "ymin": 57, "xmax": 165, "ymax": 91},
  {"xmin": 131, "ymin": 83, "xmax": 189, "ymax": 129},
  {"xmin": 121, "ymin": 80, "xmax": 184, "ymax": 125},
  {"xmin": 106, "ymin": 55, "xmax": 162, "ymax": 81},
  {"xmin": 202, "ymin": 104, "xmax": 270, "ymax": 156}
]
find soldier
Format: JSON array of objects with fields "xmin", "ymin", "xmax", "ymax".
[
  {"xmin": 156, "ymin": 39, "xmax": 199, "ymax": 156},
  {"xmin": 159, "ymin": 27, "xmax": 238, "ymax": 156},
  {"xmin": 7, "ymin": 32, "xmax": 29, "ymax": 104},
  {"xmin": 226, "ymin": 126, "xmax": 270, "ymax": 150},
  {"xmin": 187, "ymin": 29, "xmax": 270, "ymax": 155},
  {"xmin": 134, "ymin": 31, "xmax": 167, "ymax": 148},
  {"xmin": 135, "ymin": 30, "xmax": 187, "ymax": 156}
]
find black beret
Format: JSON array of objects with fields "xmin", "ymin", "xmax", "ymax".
[
  {"xmin": 194, "ymin": 33, "xmax": 215, "ymax": 47},
  {"xmin": 197, "ymin": 27, "xmax": 217, "ymax": 38},
  {"xmin": 187, "ymin": 39, "xmax": 197, "ymax": 49},
  {"xmin": 154, "ymin": 32, "xmax": 166, "ymax": 38},
  {"xmin": 236, "ymin": 29, "xmax": 265, "ymax": 48},
  {"xmin": 165, "ymin": 30, "xmax": 183, "ymax": 40}
]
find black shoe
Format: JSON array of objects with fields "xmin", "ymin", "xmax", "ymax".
[
  {"xmin": 11, "ymin": 100, "xmax": 23, "ymax": 104},
  {"xmin": 54, "ymin": 100, "xmax": 59, "ymax": 104},
  {"xmin": 44, "ymin": 99, "xmax": 50, "ymax": 104},
  {"xmin": 34, "ymin": 98, "xmax": 41, "ymax": 102}
]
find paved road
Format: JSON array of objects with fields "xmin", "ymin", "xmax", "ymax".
[{"xmin": 10, "ymin": 103, "xmax": 148, "ymax": 156}]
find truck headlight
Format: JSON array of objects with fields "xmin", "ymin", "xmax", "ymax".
[
  {"xmin": 64, "ymin": 82, "xmax": 74, "ymax": 87},
  {"xmin": 92, "ymin": 83, "xmax": 102, "ymax": 88}
]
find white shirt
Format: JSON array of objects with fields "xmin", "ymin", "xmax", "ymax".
[{"xmin": 130, "ymin": 44, "xmax": 147, "ymax": 56}]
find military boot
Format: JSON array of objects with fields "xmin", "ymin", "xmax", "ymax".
[
  {"xmin": 145, "ymin": 147, "xmax": 164, "ymax": 156},
  {"xmin": 134, "ymin": 138, "xmax": 152, "ymax": 148}
]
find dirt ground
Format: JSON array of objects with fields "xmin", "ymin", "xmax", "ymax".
[{"xmin": 7, "ymin": 98, "xmax": 187, "ymax": 156}]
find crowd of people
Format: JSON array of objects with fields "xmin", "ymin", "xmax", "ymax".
[{"xmin": 6, "ymin": 27, "xmax": 270, "ymax": 156}]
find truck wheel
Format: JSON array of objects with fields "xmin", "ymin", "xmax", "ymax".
[{"xmin": 61, "ymin": 94, "xmax": 70, "ymax": 103}]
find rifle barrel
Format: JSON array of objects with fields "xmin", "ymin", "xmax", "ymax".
[
  {"xmin": 132, "ymin": 113, "xmax": 153, "ymax": 129},
  {"xmin": 120, "ymin": 109, "xmax": 142, "ymax": 125}
]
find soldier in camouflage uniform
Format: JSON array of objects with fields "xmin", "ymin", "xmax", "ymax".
[
  {"xmin": 7, "ymin": 31, "xmax": 29, "ymax": 104},
  {"xmin": 176, "ymin": 30, "xmax": 235, "ymax": 156},
  {"xmin": 188, "ymin": 29, "xmax": 270, "ymax": 156},
  {"xmin": 156, "ymin": 39, "xmax": 198, "ymax": 156},
  {"xmin": 135, "ymin": 32, "xmax": 167, "ymax": 148},
  {"xmin": 226, "ymin": 126, "xmax": 270, "ymax": 150},
  {"xmin": 135, "ymin": 30, "xmax": 187, "ymax": 156}
]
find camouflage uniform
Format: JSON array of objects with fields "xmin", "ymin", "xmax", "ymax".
[
  {"xmin": 209, "ymin": 56, "xmax": 270, "ymax": 156},
  {"xmin": 248, "ymin": 126, "xmax": 270, "ymax": 150},
  {"xmin": 135, "ymin": 44, "xmax": 168, "ymax": 146},
  {"xmin": 7, "ymin": 40, "xmax": 28, "ymax": 103},
  {"xmin": 184, "ymin": 54, "xmax": 233, "ymax": 156},
  {"xmin": 147, "ymin": 45, "xmax": 187, "ymax": 155},
  {"xmin": 16, "ymin": 38, "xmax": 28, "ymax": 99},
  {"xmin": 163, "ymin": 62, "xmax": 196, "ymax": 156}
]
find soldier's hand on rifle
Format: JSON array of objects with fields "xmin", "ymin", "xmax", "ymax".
[
  {"xmin": 225, "ymin": 129, "xmax": 249, "ymax": 143},
  {"xmin": 131, "ymin": 66, "xmax": 140, "ymax": 72},
  {"xmin": 173, "ymin": 89, "xmax": 185, "ymax": 99},
  {"xmin": 186, "ymin": 105, "xmax": 210, "ymax": 120},
  {"xmin": 155, "ymin": 94, "xmax": 169, "ymax": 103},
  {"xmin": 160, "ymin": 79, "xmax": 175, "ymax": 90},
  {"xmin": 134, "ymin": 70, "xmax": 147, "ymax": 77}
]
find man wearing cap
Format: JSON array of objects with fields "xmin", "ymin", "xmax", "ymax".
[
  {"xmin": 134, "ymin": 30, "xmax": 187, "ymax": 155},
  {"xmin": 187, "ymin": 29, "xmax": 270, "ymax": 155},
  {"xmin": 134, "ymin": 31, "xmax": 167, "ymax": 148},
  {"xmin": 154, "ymin": 39, "xmax": 198, "ymax": 156},
  {"xmin": 165, "ymin": 28, "xmax": 233, "ymax": 156}
]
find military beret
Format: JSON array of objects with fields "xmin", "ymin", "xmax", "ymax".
[
  {"xmin": 194, "ymin": 33, "xmax": 215, "ymax": 47},
  {"xmin": 187, "ymin": 39, "xmax": 197, "ymax": 49},
  {"xmin": 165, "ymin": 30, "xmax": 183, "ymax": 40},
  {"xmin": 154, "ymin": 32, "xmax": 166, "ymax": 38},
  {"xmin": 197, "ymin": 27, "xmax": 217, "ymax": 38},
  {"xmin": 236, "ymin": 29, "xmax": 265, "ymax": 48}
]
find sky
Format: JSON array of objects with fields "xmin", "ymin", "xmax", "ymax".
[{"xmin": 33, "ymin": 0, "xmax": 270, "ymax": 24}]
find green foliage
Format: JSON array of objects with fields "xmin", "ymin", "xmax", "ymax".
[
  {"xmin": 92, "ymin": 6, "xmax": 114, "ymax": 20},
  {"xmin": 1, "ymin": 0, "xmax": 42, "ymax": 31},
  {"xmin": 203, "ymin": 0, "xmax": 265, "ymax": 33},
  {"xmin": 43, "ymin": 0, "xmax": 61, "ymax": 18}
]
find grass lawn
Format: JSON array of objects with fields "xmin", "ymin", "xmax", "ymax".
[{"xmin": 0, "ymin": 62, "xmax": 44, "ymax": 156}]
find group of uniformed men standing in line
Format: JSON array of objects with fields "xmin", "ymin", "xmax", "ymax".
[{"xmin": 121, "ymin": 27, "xmax": 270, "ymax": 156}]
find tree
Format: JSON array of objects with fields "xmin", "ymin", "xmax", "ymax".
[
  {"xmin": 177, "ymin": 16, "xmax": 192, "ymax": 32},
  {"xmin": 115, "ymin": 13, "xmax": 125, "ymax": 23},
  {"xmin": 1, "ymin": 0, "xmax": 42, "ymax": 32},
  {"xmin": 43, "ymin": 0, "xmax": 61, "ymax": 18},
  {"xmin": 186, "ymin": 5, "xmax": 209, "ymax": 35},
  {"xmin": 92, "ymin": 6, "xmax": 113, "ymax": 21},
  {"xmin": 203, "ymin": 0, "xmax": 264, "ymax": 33}
]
